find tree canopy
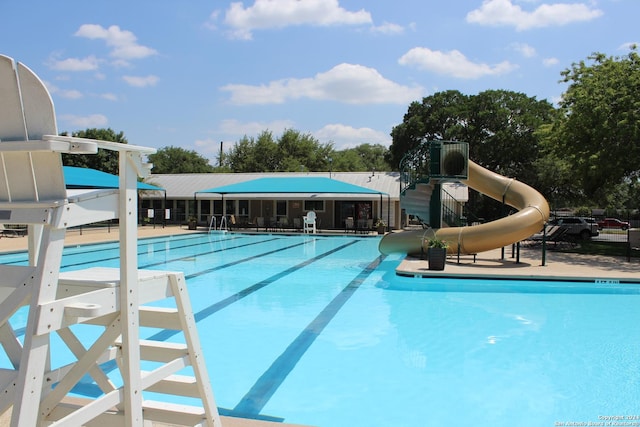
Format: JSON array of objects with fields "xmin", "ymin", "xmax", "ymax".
[
  {"xmin": 148, "ymin": 146, "xmax": 215, "ymax": 174},
  {"xmin": 223, "ymin": 129, "xmax": 392, "ymax": 173},
  {"xmin": 61, "ymin": 128, "xmax": 126, "ymax": 175},
  {"xmin": 389, "ymin": 89, "xmax": 556, "ymax": 183},
  {"xmin": 553, "ymin": 49, "xmax": 640, "ymax": 205}
]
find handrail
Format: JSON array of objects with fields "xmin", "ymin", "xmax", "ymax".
[
  {"xmin": 399, "ymin": 142, "xmax": 431, "ymax": 194},
  {"xmin": 208, "ymin": 216, "xmax": 216, "ymax": 233}
]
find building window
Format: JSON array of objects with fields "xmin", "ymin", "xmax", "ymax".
[
  {"xmin": 174, "ymin": 200, "xmax": 184, "ymax": 221},
  {"xmin": 201, "ymin": 200, "xmax": 212, "ymax": 221},
  {"xmin": 238, "ymin": 200, "xmax": 249, "ymax": 216},
  {"xmin": 212, "ymin": 200, "xmax": 222, "ymax": 216},
  {"xmin": 276, "ymin": 200, "xmax": 287, "ymax": 217},
  {"xmin": 304, "ymin": 200, "xmax": 324, "ymax": 212},
  {"xmin": 225, "ymin": 199, "xmax": 235, "ymax": 215}
]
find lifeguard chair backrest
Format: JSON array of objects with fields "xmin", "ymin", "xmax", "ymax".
[{"xmin": 0, "ymin": 54, "xmax": 66, "ymax": 203}]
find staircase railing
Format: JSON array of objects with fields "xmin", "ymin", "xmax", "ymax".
[
  {"xmin": 442, "ymin": 186, "xmax": 483, "ymax": 226},
  {"xmin": 441, "ymin": 186, "xmax": 462, "ymax": 226},
  {"xmin": 399, "ymin": 142, "xmax": 431, "ymax": 195}
]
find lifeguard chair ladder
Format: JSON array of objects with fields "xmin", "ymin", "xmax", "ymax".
[{"xmin": 0, "ymin": 54, "xmax": 221, "ymax": 426}]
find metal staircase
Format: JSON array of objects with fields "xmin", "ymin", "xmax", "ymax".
[{"xmin": 400, "ymin": 140, "xmax": 473, "ymax": 228}]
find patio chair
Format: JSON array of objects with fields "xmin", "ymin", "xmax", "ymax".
[
  {"xmin": 345, "ymin": 217, "xmax": 355, "ymax": 233},
  {"xmin": 303, "ymin": 211, "xmax": 317, "ymax": 234},
  {"xmin": 0, "ymin": 54, "xmax": 220, "ymax": 426},
  {"xmin": 278, "ymin": 217, "xmax": 289, "ymax": 231},
  {"xmin": 0, "ymin": 224, "xmax": 27, "ymax": 238}
]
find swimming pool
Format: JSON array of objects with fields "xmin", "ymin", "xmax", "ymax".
[{"xmin": 2, "ymin": 233, "xmax": 639, "ymax": 426}]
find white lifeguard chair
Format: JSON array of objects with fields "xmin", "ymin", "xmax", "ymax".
[
  {"xmin": 303, "ymin": 211, "xmax": 317, "ymax": 234},
  {"xmin": 0, "ymin": 54, "xmax": 221, "ymax": 426}
]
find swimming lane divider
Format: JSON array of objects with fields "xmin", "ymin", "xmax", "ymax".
[
  {"xmin": 146, "ymin": 239, "xmax": 360, "ymax": 342},
  {"xmin": 232, "ymin": 253, "xmax": 387, "ymax": 418},
  {"xmin": 139, "ymin": 236, "xmax": 282, "ymax": 270},
  {"xmin": 59, "ymin": 235, "xmax": 274, "ymax": 270}
]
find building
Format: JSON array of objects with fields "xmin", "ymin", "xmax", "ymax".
[{"xmin": 141, "ymin": 171, "xmax": 402, "ymax": 230}]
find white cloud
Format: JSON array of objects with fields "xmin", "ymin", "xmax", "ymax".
[
  {"xmin": 466, "ymin": 0, "xmax": 603, "ymax": 31},
  {"xmin": 222, "ymin": 0, "xmax": 372, "ymax": 40},
  {"xmin": 511, "ymin": 42, "xmax": 536, "ymax": 58},
  {"xmin": 75, "ymin": 24, "xmax": 157, "ymax": 61},
  {"xmin": 45, "ymin": 81, "xmax": 84, "ymax": 100},
  {"xmin": 618, "ymin": 41, "xmax": 639, "ymax": 51},
  {"xmin": 398, "ymin": 47, "xmax": 518, "ymax": 79},
  {"xmin": 101, "ymin": 93, "xmax": 118, "ymax": 101},
  {"xmin": 48, "ymin": 55, "xmax": 100, "ymax": 71},
  {"xmin": 58, "ymin": 89, "xmax": 84, "ymax": 100},
  {"xmin": 221, "ymin": 63, "xmax": 424, "ymax": 105},
  {"xmin": 315, "ymin": 124, "xmax": 390, "ymax": 149},
  {"xmin": 542, "ymin": 57, "xmax": 559, "ymax": 67},
  {"xmin": 59, "ymin": 113, "xmax": 108, "ymax": 128},
  {"xmin": 371, "ymin": 22, "xmax": 404, "ymax": 35},
  {"xmin": 122, "ymin": 75, "xmax": 160, "ymax": 87}
]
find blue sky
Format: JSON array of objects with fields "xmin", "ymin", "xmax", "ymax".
[{"xmin": 2, "ymin": 0, "xmax": 636, "ymax": 164}]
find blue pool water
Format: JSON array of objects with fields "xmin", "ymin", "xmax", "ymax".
[{"xmin": 2, "ymin": 233, "xmax": 639, "ymax": 426}]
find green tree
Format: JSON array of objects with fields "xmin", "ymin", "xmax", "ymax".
[
  {"xmin": 224, "ymin": 129, "xmax": 333, "ymax": 172},
  {"xmin": 390, "ymin": 90, "xmax": 555, "ymax": 180},
  {"xmin": 390, "ymin": 89, "xmax": 556, "ymax": 221},
  {"xmin": 388, "ymin": 90, "xmax": 469, "ymax": 169},
  {"xmin": 533, "ymin": 125, "xmax": 582, "ymax": 209},
  {"xmin": 332, "ymin": 144, "xmax": 392, "ymax": 172},
  {"xmin": 225, "ymin": 131, "xmax": 278, "ymax": 172},
  {"xmin": 278, "ymin": 129, "xmax": 333, "ymax": 172},
  {"xmin": 554, "ymin": 49, "xmax": 640, "ymax": 205},
  {"xmin": 148, "ymin": 146, "xmax": 214, "ymax": 173},
  {"xmin": 466, "ymin": 90, "xmax": 556, "ymax": 184},
  {"xmin": 61, "ymin": 128, "xmax": 127, "ymax": 174}
]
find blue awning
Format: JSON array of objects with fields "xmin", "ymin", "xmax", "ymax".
[
  {"xmin": 197, "ymin": 177, "xmax": 386, "ymax": 195},
  {"xmin": 63, "ymin": 166, "xmax": 163, "ymax": 191}
]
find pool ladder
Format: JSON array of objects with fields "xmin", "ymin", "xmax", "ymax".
[{"xmin": 208, "ymin": 216, "xmax": 228, "ymax": 233}]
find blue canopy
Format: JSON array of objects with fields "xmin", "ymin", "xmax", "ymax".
[
  {"xmin": 197, "ymin": 177, "xmax": 386, "ymax": 195},
  {"xmin": 63, "ymin": 166, "xmax": 163, "ymax": 191}
]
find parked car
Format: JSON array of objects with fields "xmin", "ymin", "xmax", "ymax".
[
  {"xmin": 549, "ymin": 217, "xmax": 599, "ymax": 240},
  {"xmin": 597, "ymin": 218, "xmax": 630, "ymax": 230}
]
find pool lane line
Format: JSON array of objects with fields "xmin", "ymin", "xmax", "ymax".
[
  {"xmin": 232, "ymin": 253, "xmax": 386, "ymax": 418},
  {"xmin": 60, "ymin": 235, "xmax": 276, "ymax": 270},
  {"xmin": 139, "ymin": 236, "xmax": 284, "ymax": 270},
  {"xmin": 0, "ymin": 232, "xmax": 248, "ymax": 267},
  {"xmin": 146, "ymin": 238, "xmax": 361, "ymax": 343},
  {"xmin": 64, "ymin": 237, "xmax": 362, "ymax": 399}
]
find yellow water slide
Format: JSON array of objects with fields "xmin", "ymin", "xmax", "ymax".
[{"xmin": 378, "ymin": 160, "xmax": 550, "ymax": 255}]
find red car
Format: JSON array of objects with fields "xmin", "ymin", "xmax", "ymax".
[{"xmin": 597, "ymin": 218, "xmax": 630, "ymax": 230}]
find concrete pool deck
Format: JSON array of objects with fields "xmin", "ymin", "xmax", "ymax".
[
  {"xmin": 0, "ymin": 226, "xmax": 638, "ymax": 425},
  {"xmin": 396, "ymin": 244, "xmax": 640, "ymax": 283},
  {"xmin": 1, "ymin": 225, "xmax": 635, "ymax": 283}
]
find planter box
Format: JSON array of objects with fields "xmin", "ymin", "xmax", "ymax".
[{"xmin": 427, "ymin": 247, "xmax": 447, "ymax": 270}]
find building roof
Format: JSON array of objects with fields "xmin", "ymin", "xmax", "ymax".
[
  {"xmin": 143, "ymin": 171, "xmax": 468, "ymax": 202},
  {"xmin": 64, "ymin": 166, "xmax": 163, "ymax": 191},
  {"xmin": 145, "ymin": 171, "xmax": 401, "ymax": 200},
  {"xmin": 197, "ymin": 176, "xmax": 386, "ymax": 197}
]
